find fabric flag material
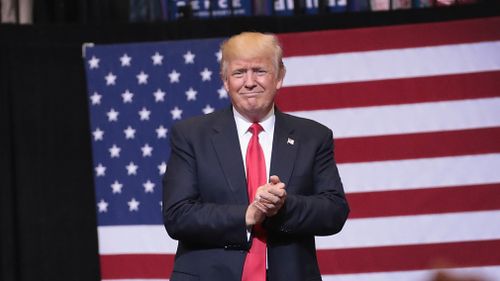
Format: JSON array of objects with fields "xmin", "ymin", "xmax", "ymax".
[{"xmin": 83, "ymin": 16, "xmax": 500, "ymax": 281}]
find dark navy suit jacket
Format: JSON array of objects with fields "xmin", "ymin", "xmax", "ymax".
[{"xmin": 163, "ymin": 107, "xmax": 349, "ymax": 281}]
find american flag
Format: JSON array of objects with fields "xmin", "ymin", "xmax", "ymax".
[{"xmin": 84, "ymin": 17, "xmax": 500, "ymax": 281}]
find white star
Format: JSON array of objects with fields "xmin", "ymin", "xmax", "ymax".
[
  {"xmin": 218, "ymin": 87, "xmax": 228, "ymax": 99},
  {"xmin": 215, "ymin": 50, "xmax": 222, "ymax": 62},
  {"xmin": 203, "ymin": 104, "xmax": 215, "ymax": 114},
  {"xmin": 128, "ymin": 198, "xmax": 140, "ymax": 211},
  {"xmin": 92, "ymin": 128, "xmax": 104, "ymax": 141},
  {"xmin": 105, "ymin": 72, "xmax": 117, "ymax": 85},
  {"xmin": 185, "ymin": 87, "xmax": 197, "ymax": 101},
  {"xmin": 200, "ymin": 68, "xmax": 213, "ymax": 81},
  {"xmin": 137, "ymin": 71, "xmax": 149, "ymax": 84},
  {"xmin": 183, "ymin": 50, "xmax": 195, "ymax": 64},
  {"xmin": 152, "ymin": 52, "xmax": 164, "ymax": 65},
  {"xmin": 97, "ymin": 199, "xmax": 108, "ymax": 212},
  {"xmin": 120, "ymin": 53, "xmax": 132, "ymax": 66},
  {"xmin": 88, "ymin": 56, "xmax": 100, "ymax": 69},
  {"xmin": 153, "ymin": 88, "xmax": 166, "ymax": 102},
  {"xmin": 107, "ymin": 108, "xmax": 119, "ymax": 122},
  {"xmin": 138, "ymin": 107, "xmax": 151, "ymax": 121},
  {"xmin": 170, "ymin": 106, "xmax": 183, "ymax": 120},
  {"xmin": 111, "ymin": 180, "xmax": 123, "ymax": 194},
  {"xmin": 168, "ymin": 69, "xmax": 180, "ymax": 83},
  {"xmin": 121, "ymin": 89, "xmax": 134, "ymax": 103},
  {"xmin": 126, "ymin": 162, "xmax": 138, "ymax": 175},
  {"xmin": 158, "ymin": 162, "xmax": 167, "ymax": 175},
  {"xmin": 109, "ymin": 144, "xmax": 121, "ymax": 158},
  {"xmin": 90, "ymin": 92, "xmax": 102, "ymax": 105},
  {"xmin": 95, "ymin": 163, "xmax": 106, "ymax": 177},
  {"xmin": 124, "ymin": 126, "xmax": 136, "ymax": 139},
  {"xmin": 156, "ymin": 125, "xmax": 168, "ymax": 139},
  {"xmin": 143, "ymin": 180, "xmax": 155, "ymax": 193},
  {"xmin": 141, "ymin": 143, "xmax": 153, "ymax": 157}
]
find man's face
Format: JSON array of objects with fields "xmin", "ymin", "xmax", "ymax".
[{"xmin": 223, "ymin": 56, "xmax": 284, "ymax": 122}]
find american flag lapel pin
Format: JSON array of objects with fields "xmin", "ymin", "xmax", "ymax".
[{"xmin": 287, "ymin": 137, "xmax": 295, "ymax": 145}]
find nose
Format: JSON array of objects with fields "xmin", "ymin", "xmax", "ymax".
[{"xmin": 244, "ymin": 71, "xmax": 257, "ymax": 89}]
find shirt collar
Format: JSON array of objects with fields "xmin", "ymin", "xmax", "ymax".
[{"xmin": 233, "ymin": 106, "xmax": 275, "ymax": 137}]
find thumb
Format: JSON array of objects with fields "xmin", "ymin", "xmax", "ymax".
[{"xmin": 269, "ymin": 175, "xmax": 281, "ymax": 185}]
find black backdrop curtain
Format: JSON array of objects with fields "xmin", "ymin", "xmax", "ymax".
[
  {"xmin": 0, "ymin": 29, "xmax": 100, "ymax": 281},
  {"xmin": 1, "ymin": 3, "xmax": 500, "ymax": 281}
]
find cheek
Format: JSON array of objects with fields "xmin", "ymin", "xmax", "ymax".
[{"xmin": 227, "ymin": 79, "xmax": 243, "ymax": 91}]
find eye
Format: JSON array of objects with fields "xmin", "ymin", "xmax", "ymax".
[
  {"xmin": 256, "ymin": 69, "xmax": 268, "ymax": 76},
  {"xmin": 232, "ymin": 70, "xmax": 245, "ymax": 78}
]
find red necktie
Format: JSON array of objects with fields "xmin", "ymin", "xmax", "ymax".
[{"xmin": 241, "ymin": 123, "xmax": 267, "ymax": 281}]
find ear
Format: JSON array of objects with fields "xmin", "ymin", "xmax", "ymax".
[
  {"xmin": 275, "ymin": 67, "xmax": 286, "ymax": 90},
  {"xmin": 223, "ymin": 76, "xmax": 229, "ymax": 92}
]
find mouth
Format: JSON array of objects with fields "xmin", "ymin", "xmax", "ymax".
[{"xmin": 241, "ymin": 92, "xmax": 261, "ymax": 97}]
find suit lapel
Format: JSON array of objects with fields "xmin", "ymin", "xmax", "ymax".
[
  {"xmin": 210, "ymin": 108, "xmax": 249, "ymax": 204},
  {"xmin": 270, "ymin": 110, "xmax": 298, "ymax": 186}
]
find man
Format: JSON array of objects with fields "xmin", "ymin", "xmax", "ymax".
[{"xmin": 163, "ymin": 32, "xmax": 349, "ymax": 281}]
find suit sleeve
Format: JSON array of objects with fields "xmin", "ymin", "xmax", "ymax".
[
  {"xmin": 265, "ymin": 129, "xmax": 349, "ymax": 236},
  {"xmin": 162, "ymin": 123, "xmax": 249, "ymax": 249}
]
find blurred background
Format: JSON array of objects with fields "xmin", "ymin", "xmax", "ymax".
[
  {"xmin": 1, "ymin": 1, "xmax": 500, "ymax": 281},
  {"xmin": 0, "ymin": 0, "xmax": 496, "ymax": 24}
]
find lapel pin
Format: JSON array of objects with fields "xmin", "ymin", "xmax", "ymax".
[{"xmin": 287, "ymin": 138, "xmax": 295, "ymax": 145}]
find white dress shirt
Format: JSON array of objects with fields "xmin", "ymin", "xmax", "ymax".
[
  {"xmin": 233, "ymin": 107, "xmax": 275, "ymax": 181},
  {"xmin": 233, "ymin": 107, "xmax": 276, "ymax": 251}
]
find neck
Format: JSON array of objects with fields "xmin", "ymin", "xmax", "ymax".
[{"xmin": 234, "ymin": 106, "xmax": 274, "ymax": 123}]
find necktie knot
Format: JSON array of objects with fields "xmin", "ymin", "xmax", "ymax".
[{"xmin": 249, "ymin": 123, "xmax": 263, "ymax": 135}]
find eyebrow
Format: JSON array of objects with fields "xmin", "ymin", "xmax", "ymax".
[{"xmin": 232, "ymin": 66, "xmax": 268, "ymax": 73}]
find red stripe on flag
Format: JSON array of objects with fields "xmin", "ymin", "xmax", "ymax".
[
  {"xmin": 347, "ymin": 183, "xmax": 500, "ymax": 218},
  {"xmin": 335, "ymin": 127, "xmax": 500, "ymax": 164},
  {"xmin": 278, "ymin": 17, "xmax": 500, "ymax": 56},
  {"xmin": 100, "ymin": 240, "xmax": 500, "ymax": 278},
  {"xmin": 317, "ymin": 239, "xmax": 500, "ymax": 274},
  {"xmin": 100, "ymin": 254, "xmax": 174, "ymax": 279},
  {"xmin": 277, "ymin": 71, "xmax": 500, "ymax": 112}
]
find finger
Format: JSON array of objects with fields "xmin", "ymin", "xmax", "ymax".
[
  {"xmin": 269, "ymin": 175, "xmax": 281, "ymax": 185},
  {"xmin": 261, "ymin": 201, "xmax": 276, "ymax": 210},
  {"xmin": 265, "ymin": 201, "xmax": 285, "ymax": 217},
  {"xmin": 273, "ymin": 183, "xmax": 286, "ymax": 191},
  {"xmin": 258, "ymin": 193, "xmax": 281, "ymax": 204},
  {"xmin": 255, "ymin": 190, "xmax": 273, "ymax": 202},
  {"xmin": 255, "ymin": 201, "xmax": 279, "ymax": 215},
  {"xmin": 278, "ymin": 182, "xmax": 286, "ymax": 189},
  {"xmin": 254, "ymin": 194, "xmax": 262, "ymax": 202},
  {"xmin": 257, "ymin": 182, "xmax": 273, "ymax": 192},
  {"xmin": 268, "ymin": 185, "xmax": 286, "ymax": 197},
  {"xmin": 253, "ymin": 201, "xmax": 268, "ymax": 214}
]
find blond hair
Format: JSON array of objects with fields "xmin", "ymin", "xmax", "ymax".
[{"xmin": 220, "ymin": 32, "xmax": 284, "ymax": 80}]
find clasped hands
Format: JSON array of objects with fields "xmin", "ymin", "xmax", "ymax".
[{"xmin": 245, "ymin": 175, "xmax": 287, "ymax": 227}]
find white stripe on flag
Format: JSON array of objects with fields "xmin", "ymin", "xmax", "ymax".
[
  {"xmin": 98, "ymin": 225, "xmax": 177, "ymax": 254},
  {"xmin": 321, "ymin": 266, "xmax": 500, "ymax": 281},
  {"xmin": 289, "ymin": 97, "xmax": 500, "ymax": 139},
  {"xmin": 316, "ymin": 210, "xmax": 500, "ymax": 249},
  {"xmin": 98, "ymin": 211, "xmax": 500, "ymax": 254},
  {"xmin": 283, "ymin": 41, "xmax": 500, "ymax": 87},
  {"xmin": 338, "ymin": 153, "xmax": 500, "ymax": 193}
]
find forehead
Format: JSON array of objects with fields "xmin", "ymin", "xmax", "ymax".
[{"xmin": 227, "ymin": 57, "xmax": 274, "ymax": 70}]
